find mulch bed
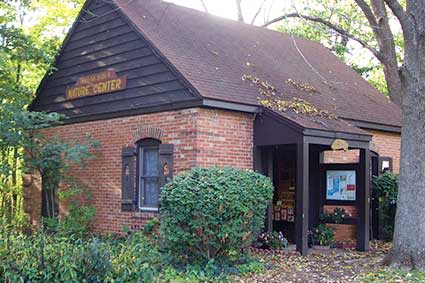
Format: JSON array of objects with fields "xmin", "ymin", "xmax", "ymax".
[{"xmin": 235, "ymin": 241, "xmax": 392, "ymax": 283}]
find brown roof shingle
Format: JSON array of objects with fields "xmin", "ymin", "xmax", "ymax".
[{"xmin": 114, "ymin": 0, "xmax": 401, "ymax": 134}]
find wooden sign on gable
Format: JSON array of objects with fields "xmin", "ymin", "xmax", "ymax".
[{"xmin": 66, "ymin": 70, "xmax": 127, "ymax": 100}]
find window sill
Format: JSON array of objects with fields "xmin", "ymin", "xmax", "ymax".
[{"xmin": 131, "ymin": 210, "xmax": 159, "ymax": 219}]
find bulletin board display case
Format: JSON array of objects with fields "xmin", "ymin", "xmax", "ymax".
[{"xmin": 326, "ymin": 170, "xmax": 356, "ymax": 201}]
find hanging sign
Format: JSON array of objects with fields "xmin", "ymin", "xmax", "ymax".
[
  {"xmin": 66, "ymin": 70, "xmax": 127, "ymax": 100},
  {"xmin": 326, "ymin": 170, "xmax": 356, "ymax": 201}
]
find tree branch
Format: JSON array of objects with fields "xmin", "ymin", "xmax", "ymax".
[
  {"xmin": 383, "ymin": 0, "xmax": 407, "ymax": 25},
  {"xmin": 384, "ymin": 0, "xmax": 414, "ymax": 40},
  {"xmin": 236, "ymin": 0, "xmax": 244, "ymax": 22},
  {"xmin": 199, "ymin": 0, "xmax": 209, "ymax": 13},
  {"xmin": 353, "ymin": 0, "xmax": 378, "ymax": 29},
  {"xmin": 262, "ymin": 13, "xmax": 383, "ymax": 61},
  {"xmin": 251, "ymin": 0, "xmax": 266, "ymax": 25}
]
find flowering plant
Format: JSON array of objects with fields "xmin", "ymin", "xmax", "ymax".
[
  {"xmin": 309, "ymin": 224, "xmax": 335, "ymax": 246},
  {"xmin": 254, "ymin": 231, "xmax": 288, "ymax": 250},
  {"xmin": 319, "ymin": 207, "xmax": 350, "ymax": 224}
]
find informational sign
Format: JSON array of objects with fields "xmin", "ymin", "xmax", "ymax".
[
  {"xmin": 326, "ymin": 170, "xmax": 356, "ymax": 201},
  {"xmin": 66, "ymin": 70, "xmax": 127, "ymax": 100}
]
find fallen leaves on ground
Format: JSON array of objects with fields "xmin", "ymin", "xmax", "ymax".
[{"xmin": 234, "ymin": 241, "xmax": 425, "ymax": 283}]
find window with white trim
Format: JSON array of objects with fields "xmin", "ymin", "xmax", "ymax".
[{"xmin": 138, "ymin": 139, "xmax": 160, "ymax": 211}]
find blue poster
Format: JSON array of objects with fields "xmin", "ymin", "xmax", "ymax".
[{"xmin": 326, "ymin": 170, "xmax": 356, "ymax": 201}]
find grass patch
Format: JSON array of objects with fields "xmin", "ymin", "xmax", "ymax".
[{"xmin": 359, "ymin": 268, "xmax": 425, "ymax": 283}]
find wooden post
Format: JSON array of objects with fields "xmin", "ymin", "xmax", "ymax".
[
  {"xmin": 254, "ymin": 146, "xmax": 273, "ymax": 233},
  {"xmin": 357, "ymin": 148, "xmax": 370, "ymax": 251},
  {"xmin": 266, "ymin": 149, "xmax": 274, "ymax": 233},
  {"xmin": 296, "ymin": 141, "xmax": 309, "ymax": 255},
  {"xmin": 253, "ymin": 146, "xmax": 263, "ymax": 173}
]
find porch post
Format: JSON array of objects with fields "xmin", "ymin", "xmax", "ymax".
[
  {"xmin": 266, "ymin": 149, "xmax": 274, "ymax": 233},
  {"xmin": 296, "ymin": 141, "xmax": 309, "ymax": 255},
  {"xmin": 357, "ymin": 148, "xmax": 370, "ymax": 251},
  {"xmin": 254, "ymin": 146, "xmax": 273, "ymax": 233}
]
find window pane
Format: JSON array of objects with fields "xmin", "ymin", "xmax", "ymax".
[
  {"xmin": 143, "ymin": 148, "xmax": 159, "ymax": 176},
  {"xmin": 143, "ymin": 177, "xmax": 159, "ymax": 207},
  {"xmin": 140, "ymin": 146, "xmax": 160, "ymax": 209}
]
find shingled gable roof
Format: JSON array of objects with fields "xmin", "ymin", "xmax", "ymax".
[{"xmin": 111, "ymin": 0, "xmax": 401, "ymax": 136}]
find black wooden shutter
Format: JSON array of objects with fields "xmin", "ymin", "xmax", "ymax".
[
  {"xmin": 121, "ymin": 146, "xmax": 136, "ymax": 212},
  {"xmin": 159, "ymin": 144, "xmax": 174, "ymax": 189}
]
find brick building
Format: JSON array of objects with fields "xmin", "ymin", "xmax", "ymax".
[{"xmin": 26, "ymin": 0, "xmax": 401, "ymax": 255}]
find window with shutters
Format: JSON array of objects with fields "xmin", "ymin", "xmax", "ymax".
[{"xmin": 138, "ymin": 139, "xmax": 160, "ymax": 211}]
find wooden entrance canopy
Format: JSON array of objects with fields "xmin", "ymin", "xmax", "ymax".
[{"xmin": 253, "ymin": 109, "xmax": 372, "ymax": 255}]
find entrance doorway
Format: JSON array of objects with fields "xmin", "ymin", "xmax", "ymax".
[{"xmin": 272, "ymin": 145, "xmax": 297, "ymax": 243}]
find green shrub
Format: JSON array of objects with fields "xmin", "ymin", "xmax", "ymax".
[
  {"xmin": 374, "ymin": 172, "xmax": 399, "ymax": 241},
  {"xmin": 0, "ymin": 229, "xmax": 261, "ymax": 283},
  {"xmin": 107, "ymin": 232, "xmax": 162, "ymax": 282},
  {"xmin": 160, "ymin": 167, "xmax": 274, "ymax": 264},
  {"xmin": 309, "ymin": 224, "xmax": 335, "ymax": 246},
  {"xmin": 42, "ymin": 201, "xmax": 96, "ymax": 237},
  {"xmin": 143, "ymin": 217, "xmax": 160, "ymax": 236},
  {"xmin": 319, "ymin": 207, "xmax": 349, "ymax": 224},
  {"xmin": 0, "ymin": 231, "xmax": 163, "ymax": 283}
]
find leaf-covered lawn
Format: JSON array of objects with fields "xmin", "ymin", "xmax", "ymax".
[{"xmin": 235, "ymin": 241, "xmax": 425, "ymax": 283}]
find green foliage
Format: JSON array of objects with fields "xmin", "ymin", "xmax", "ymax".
[
  {"xmin": 275, "ymin": 0, "xmax": 404, "ymax": 95},
  {"xmin": 143, "ymin": 217, "xmax": 160, "ymax": 236},
  {"xmin": 160, "ymin": 167, "xmax": 273, "ymax": 264},
  {"xmin": 0, "ymin": 0, "xmax": 83, "ymax": 227},
  {"xmin": 0, "ymin": 231, "xmax": 158, "ymax": 283},
  {"xmin": 360, "ymin": 267, "xmax": 425, "ymax": 283},
  {"xmin": 319, "ymin": 207, "xmax": 349, "ymax": 224},
  {"xmin": 108, "ymin": 233, "xmax": 163, "ymax": 282},
  {"xmin": 43, "ymin": 202, "xmax": 96, "ymax": 237},
  {"xmin": 374, "ymin": 172, "xmax": 399, "ymax": 241},
  {"xmin": 237, "ymin": 259, "xmax": 265, "ymax": 275},
  {"xmin": 0, "ymin": 230, "xmax": 256, "ymax": 283},
  {"xmin": 310, "ymin": 224, "xmax": 335, "ymax": 246}
]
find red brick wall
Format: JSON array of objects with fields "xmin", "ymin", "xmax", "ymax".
[
  {"xmin": 24, "ymin": 108, "xmax": 254, "ymax": 233},
  {"xmin": 322, "ymin": 149, "xmax": 360, "ymax": 164}
]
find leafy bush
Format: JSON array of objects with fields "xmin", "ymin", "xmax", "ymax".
[
  {"xmin": 0, "ymin": 231, "xmax": 163, "ymax": 283},
  {"xmin": 108, "ymin": 232, "xmax": 163, "ymax": 282},
  {"xmin": 374, "ymin": 172, "xmax": 399, "ymax": 241},
  {"xmin": 143, "ymin": 217, "xmax": 160, "ymax": 236},
  {"xmin": 0, "ymin": 230, "xmax": 258, "ymax": 283},
  {"xmin": 160, "ymin": 167, "xmax": 274, "ymax": 264},
  {"xmin": 43, "ymin": 202, "xmax": 96, "ymax": 237},
  {"xmin": 309, "ymin": 224, "xmax": 335, "ymax": 246}
]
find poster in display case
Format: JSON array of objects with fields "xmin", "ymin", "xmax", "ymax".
[{"xmin": 326, "ymin": 170, "xmax": 356, "ymax": 201}]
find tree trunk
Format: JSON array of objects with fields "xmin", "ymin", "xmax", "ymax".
[
  {"xmin": 387, "ymin": 76, "xmax": 425, "ymax": 270},
  {"xmin": 385, "ymin": 26, "xmax": 425, "ymax": 267},
  {"xmin": 383, "ymin": 0, "xmax": 425, "ymax": 270}
]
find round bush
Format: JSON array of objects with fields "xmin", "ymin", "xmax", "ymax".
[{"xmin": 160, "ymin": 167, "xmax": 274, "ymax": 263}]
